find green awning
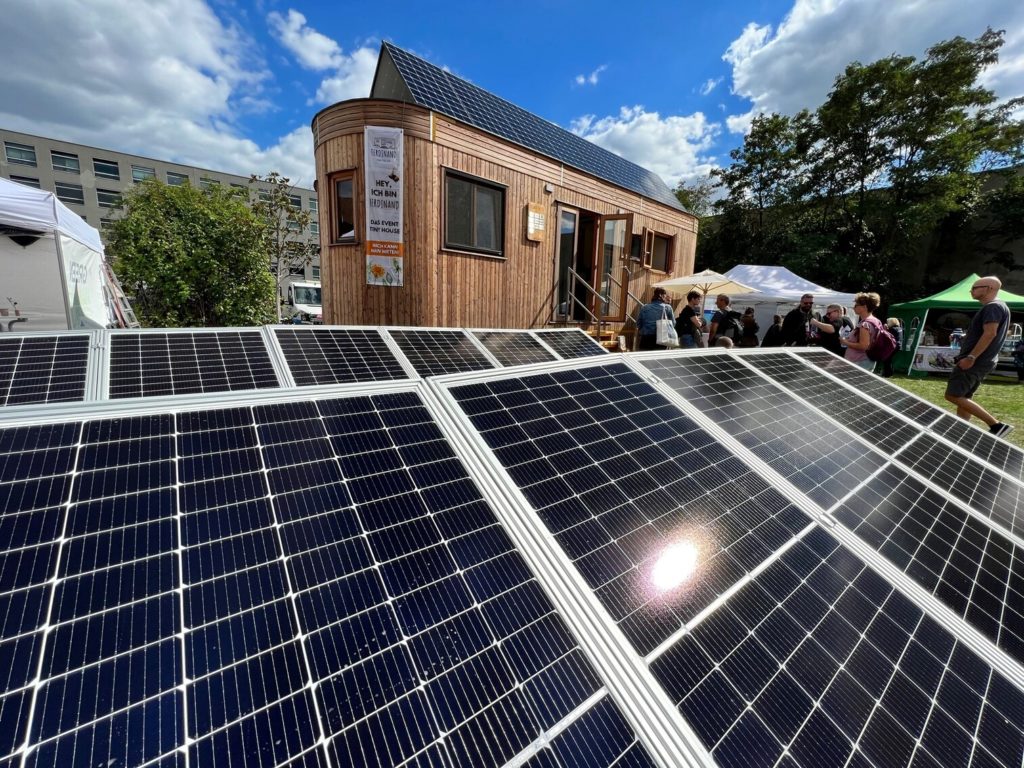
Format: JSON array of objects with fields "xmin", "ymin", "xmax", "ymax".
[{"xmin": 891, "ymin": 273, "xmax": 1024, "ymax": 312}]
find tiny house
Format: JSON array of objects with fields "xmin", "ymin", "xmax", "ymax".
[{"xmin": 312, "ymin": 42, "xmax": 697, "ymax": 334}]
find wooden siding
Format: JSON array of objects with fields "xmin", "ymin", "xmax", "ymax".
[{"xmin": 313, "ymin": 100, "xmax": 697, "ymax": 328}]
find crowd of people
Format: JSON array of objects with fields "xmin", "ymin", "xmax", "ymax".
[{"xmin": 636, "ymin": 276, "xmax": 1015, "ymax": 437}]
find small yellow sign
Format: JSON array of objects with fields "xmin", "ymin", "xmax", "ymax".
[{"xmin": 526, "ymin": 203, "xmax": 545, "ymax": 242}]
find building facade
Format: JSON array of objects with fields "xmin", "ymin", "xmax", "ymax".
[
  {"xmin": 313, "ymin": 43, "xmax": 698, "ymax": 333},
  {"xmin": 0, "ymin": 128, "xmax": 321, "ymax": 284}
]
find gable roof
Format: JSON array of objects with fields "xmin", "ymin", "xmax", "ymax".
[{"xmin": 371, "ymin": 42, "xmax": 685, "ymax": 212}]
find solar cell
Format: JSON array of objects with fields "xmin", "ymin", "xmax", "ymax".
[
  {"xmin": 387, "ymin": 329, "xmax": 495, "ymax": 377},
  {"xmin": 379, "ymin": 43, "xmax": 684, "ymax": 212},
  {"xmin": 640, "ymin": 354, "xmax": 885, "ymax": 508},
  {"xmin": 273, "ymin": 327, "xmax": 409, "ymax": 385},
  {"xmin": 0, "ymin": 390, "xmax": 654, "ymax": 768},
  {"xmin": 533, "ymin": 329, "xmax": 608, "ymax": 359},
  {"xmin": 931, "ymin": 413, "xmax": 1024, "ymax": 481},
  {"xmin": 448, "ymin": 361, "xmax": 814, "ymax": 656},
  {"xmin": 471, "ymin": 330, "xmax": 558, "ymax": 367},
  {"xmin": 107, "ymin": 331, "xmax": 279, "ymax": 399},
  {"xmin": 651, "ymin": 526, "xmax": 1024, "ymax": 768},
  {"xmin": 0, "ymin": 334, "xmax": 89, "ymax": 407}
]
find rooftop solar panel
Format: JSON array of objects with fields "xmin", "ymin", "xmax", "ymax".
[
  {"xmin": 107, "ymin": 330, "xmax": 279, "ymax": 399},
  {"xmin": 273, "ymin": 327, "xmax": 410, "ymax": 386},
  {"xmin": 471, "ymin": 330, "xmax": 558, "ymax": 367},
  {"xmin": 378, "ymin": 43, "xmax": 685, "ymax": 212},
  {"xmin": 0, "ymin": 334, "xmax": 89, "ymax": 407},
  {"xmin": 533, "ymin": 329, "xmax": 608, "ymax": 359},
  {"xmin": 0, "ymin": 389, "xmax": 656, "ymax": 768},
  {"xmin": 387, "ymin": 329, "xmax": 496, "ymax": 377}
]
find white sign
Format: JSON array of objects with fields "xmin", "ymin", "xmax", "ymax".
[{"xmin": 364, "ymin": 126, "xmax": 404, "ymax": 286}]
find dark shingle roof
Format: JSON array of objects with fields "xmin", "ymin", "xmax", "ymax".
[{"xmin": 371, "ymin": 42, "xmax": 684, "ymax": 211}]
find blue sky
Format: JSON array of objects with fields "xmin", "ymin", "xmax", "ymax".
[{"xmin": 2, "ymin": 0, "xmax": 1022, "ymax": 191}]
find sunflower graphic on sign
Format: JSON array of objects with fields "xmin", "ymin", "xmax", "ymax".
[{"xmin": 366, "ymin": 255, "xmax": 403, "ymax": 286}]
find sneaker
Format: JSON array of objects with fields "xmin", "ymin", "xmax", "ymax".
[{"xmin": 989, "ymin": 423, "xmax": 1015, "ymax": 438}]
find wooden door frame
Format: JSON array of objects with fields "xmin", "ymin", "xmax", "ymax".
[
  {"xmin": 596, "ymin": 213, "xmax": 632, "ymax": 322},
  {"xmin": 553, "ymin": 204, "xmax": 580, "ymax": 319}
]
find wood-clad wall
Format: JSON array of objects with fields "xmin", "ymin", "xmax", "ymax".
[{"xmin": 312, "ymin": 99, "xmax": 697, "ymax": 328}]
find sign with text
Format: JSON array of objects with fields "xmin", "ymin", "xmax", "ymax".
[
  {"xmin": 525, "ymin": 202, "xmax": 545, "ymax": 242},
  {"xmin": 364, "ymin": 126, "xmax": 404, "ymax": 285}
]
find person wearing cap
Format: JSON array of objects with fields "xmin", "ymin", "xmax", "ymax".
[{"xmin": 943, "ymin": 276, "xmax": 1013, "ymax": 438}]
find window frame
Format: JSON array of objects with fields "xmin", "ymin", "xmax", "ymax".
[
  {"xmin": 328, "ymin": 169, "xmax": 359, "ymax": 245},
  {"xmin": 51, "ymin": 150, "xmax": 80, "ymax": 175},
  {"xmin": 131, "ymin": 165, "xmax": 156, "ymax": 183},
  {"xmin": 167, "ymin": 171, "xmax": 189, "ymax": 186},
  {"xmin": 9, "ymin": 175, "xmax": 40, "ymax": 189},
  {"xmin": 54, "ymin": 181, "xmax": 85, "ymax": 206},
  {"xmin": 97, "ymin": 188, "xmax": 121, "ymax": 208},
  {"xmin": 442, "ymin": 168, "xmax": 507, "ymax": 258},
  {"xmin": 4, "ymin": 141, "xmax": 37, "ymax": 167},
  {"xmin": 648, "ymin": 231, "xmax": 675, "ymax": 273},
  {"xmin": 93, "ymin": 158, "xmax": 120, "ymax": 180}
]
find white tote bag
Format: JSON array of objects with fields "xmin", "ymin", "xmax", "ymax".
[{"xmin": 656, "ymin": 305, "xmax": 679, "ymax": 348}]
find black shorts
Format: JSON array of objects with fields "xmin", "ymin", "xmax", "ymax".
[{"xmin": 946, "ymin": 360, "xmax": 996, "ymax": 399}]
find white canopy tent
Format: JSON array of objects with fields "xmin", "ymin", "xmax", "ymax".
[
  {"xmin": 0, "ymin": 177, "xmax": 113, "ymax": 331},
  {"xmin": 720, "ymin": 264, "xmax": 859, "ymax": 338}
]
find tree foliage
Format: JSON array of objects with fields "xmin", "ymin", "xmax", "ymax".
[
  {"xmin": 107, "ymin": 181, "xmax": 275, "ymax": 327},
  {"xmin": 699, "ymin": 28, "xmax": 1024, "ymax": 300},
  {"xmin": 249, "ymin": 172, "xmax": 320, "ymax": 322}
]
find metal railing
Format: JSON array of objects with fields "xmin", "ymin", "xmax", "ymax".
[{"xmin": 553, "ymin": 265, "xmax": 645, "ymax": 350}]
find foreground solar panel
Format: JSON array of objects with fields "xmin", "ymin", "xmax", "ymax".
[
  {"xmin": 438, "ymin": 355, "xmax": 1024, "ymax": 768},
  {"xmin": 387, "ymin": 329, "xmax": 495, "ymax": 377},
  {"xmin": 533, "ymin": 329, "xmax": 608, "ymax": 359},
  {"xmin": 471, "ymin": 330, "xmax": 558, "ymax": 367},
  {"xmin": 274, "ymin": 327, "xmax": 409, "ymax": 385},
  {"xmin": 0, "ymin": 333, "xmax": 90, "ymax": 407},
  {"xmin": 0, "ymin": 388, "xmax": 655, "ymax": 768},
  {"xmin": 106, "ymin": 330, "xmax": 279, "ymax": 399}
]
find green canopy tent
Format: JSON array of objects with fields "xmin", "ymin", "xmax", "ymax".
[{"xmin": 890, "ymin": 273, "xmax": 1024, "ymax": 374}]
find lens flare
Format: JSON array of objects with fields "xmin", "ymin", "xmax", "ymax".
[{"xmin": 650, "ymin": 541, "xmax": 700, "ymax": 593}]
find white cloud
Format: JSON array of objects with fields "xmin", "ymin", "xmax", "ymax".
[
  {"xmin": 699, "ymin": 77, "xmax": 723, "ymax": 96},
  {"xmin": 570, "ymin": 106, "xmax": 720, "ymax": 187},
  {"xmin": 314, "ymin": 47, "xmax": 380, "ymax": 104},
  {"xmin": 268, "ymin": 9, "xmax": 342, "ymax": 71},
  {"xmin": 724, "ymin": 0, "xmax": 1024, "ymax": 117},
  {"xmin": 574, "ymin": 65, "xmax": 607, "ymax": 86},
  {"xmin": 725, "ymin": 109, "xmax": 759, "ymax": 135}
]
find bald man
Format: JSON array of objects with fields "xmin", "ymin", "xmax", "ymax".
[{"xmin": 944, "ymin": 276, "xmax": 1013, "ymax": 437}]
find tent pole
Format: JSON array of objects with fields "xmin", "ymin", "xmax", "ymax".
[
  {"xmin": 53, "ymin": 234, "xmax": 73, "ymax": 330},
  {"xmin": 906, "ymin": 308, "xmax": 928, "ymax": 375}
]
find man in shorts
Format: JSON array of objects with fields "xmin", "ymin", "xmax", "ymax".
[{"xmin": 944, "ymin": 276, "xmax": 1013, "ymax": 437}]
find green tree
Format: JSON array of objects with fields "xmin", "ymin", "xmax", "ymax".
[
  {"xmin": 249, "ymin": 172, "xmax": 320, "ymax": 322},
  {"xmin": 674, "ymin": 176, "xmax": 716, "ymax": 217},
  {"xmin": 107, "ymin": 181, "xmax": 275, "ymax": 327}
]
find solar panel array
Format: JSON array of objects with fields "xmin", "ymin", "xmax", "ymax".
[
  {"xmin": 0, "ymin": 333, "xmax": 90, "ymax": 406},
  {"xmin": 2, "ymin": 340, "xmax": 1023, "ymax": 768},
  {"xmin": 377, "ymin": 42, "xmax": 685, "ymax": 212},
  {"xmin": 533, "ymin": 329, "xmax": 609, "ymax": 359}
]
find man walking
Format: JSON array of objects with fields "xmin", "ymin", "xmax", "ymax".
[
  {"xmin": 944, "ymin": 276, "xmax": 1013, "ymax": 437},
  {"xmin": 782, "ymin": 293, "xmax": 814, "ymax": 346}
]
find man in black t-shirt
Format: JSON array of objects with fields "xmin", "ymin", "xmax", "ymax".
[
  {"xmin": 781, "ymin": 293, "xmax": 814, "ymax": 346},
  {"xmin": 675, "ymin": 290, "xmax": 704, "ymax": 348},
  {"xmin": 809, "ymin": 303, "xmax": 844, "ymax": 357},
  {"xmin": 944, "ymin": 276, "xmax": 1013, "ymax": 437}
]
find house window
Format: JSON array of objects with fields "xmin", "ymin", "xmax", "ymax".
[
  {"xmin": 330, "ymin": 170, "xmax": 357, "ymax": 243},
  {"xmin": 310, "ymin": 221, "xmax": 319, "ymax": 236},
  {"xmin": 199, "ymin": 177, "xmax": 219, "ymax": 191},
  {"xmin": 54, "ymin": 181, "xmax": 85, "ymax": 206},
  {"xmin": 444, "ymin": 170, "xmax": 505, "ymax": 256},
  {"xmin": 100, "ymin": 217, "xmax": 116, "ymax": 231},
  {"xmin": 97, "ymin": 188, "xmax": 121, "ymax": 208},
  {"xmin": 4, "ymin": 141, "xmax": 36, "ymax": 166},
  {"xmin": 650, "ymin": 233, "xmax": 674, "ymax": 272},
  {"xmin": 94, "ymin": 159, "xmax": 120, "ymax": 180},
  {"xmin": 167, "ymin": 171, "xmax": 189, "ymax": 186},
  {"xmin": 9, "ymin": 175, "xmax": 40, "ymax": 189},
  {"xmin": 308, "ymin": 199, "xmax": 318, "ymax": 214},
  {"xmin": 287, "ymin": 220, "xmax": 300, "ymax": 232},
  {"xmin": 132, "ymin": 165, "xmax": 156, "ymax": 183},
  {"xmin": 311, "ymin": 265, "xmax": 320, "ymax": 279},
  {"xmin": 288, "ymin": 194, "xmax": 302, "ymax": 210},
  {"xmin": 288, "ymin": 265, "xmax": 306, "ymax": 276},
  {"xmin": 51, "ymin": 150, "xmax": 80, "ymax": 174}
]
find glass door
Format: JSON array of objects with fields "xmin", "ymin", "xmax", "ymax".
[
  {"xmin": 554, "ymin": 206, "xmax": 579, "ymax": 319},
  {"xmin": 597, "ymin": 214, "xmax": 631, "ymax": 321}
]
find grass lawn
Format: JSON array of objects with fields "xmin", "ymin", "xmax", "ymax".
[{"xmin": 888, "ymin": 373, "xmax": 1024, "ymax": 449}]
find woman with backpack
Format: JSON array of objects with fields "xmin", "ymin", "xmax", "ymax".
[{"xmin": 840, "ymin": 292, "xmax": 885, "ymax": 371}]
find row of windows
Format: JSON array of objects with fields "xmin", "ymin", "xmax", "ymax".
[
  {"xmin": 3, "ymin": 141, "xmax": 316, "ymax": 209},
  {"xmin": 327, "ymin": 167, "xmax": 675, "ymax": 270}
]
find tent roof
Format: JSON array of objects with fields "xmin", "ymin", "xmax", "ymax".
[
  {"xmin": 891, "ymin": 273, "xmax": 1024, "ymax": 312},
  {"xmin": 724, "ymin": 264, "xmax": 858, "ymax": 305},
  {"xmin": 0, "ymin": 177, "xmax": 104, "ymax": 253}
]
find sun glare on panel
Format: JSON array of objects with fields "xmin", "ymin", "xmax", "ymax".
[{"xmin": 650, "ymin": 540, "xmax": 700, "ymax": 593}]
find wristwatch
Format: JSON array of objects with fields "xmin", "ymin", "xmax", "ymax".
[{"xmin": 965, "ymin": 354, "xmax": 976, "ymax": 361}]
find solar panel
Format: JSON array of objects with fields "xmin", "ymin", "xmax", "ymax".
[
  {"xmin": 471, "ymin": 330, "xmax": 558, "ymax": 367},
  {"xmin": 639, "ymin": 353, "xmax": 885, "ymax": 508},
  {"xmin": 0, "ymin": 333, "xmax": 90, "ymax": 407},
  {"xmin": 533, "ymin": 329, "xmax": 608, "ymax": 359},
  {"xmin": 0, "ymin": 389, "xmax": 655, "ymax": 768},
  {"xmin": 387, "ymin": 329, "xmax": 495, "ymax": 377},
  {"xmin": 378, "ymin": 43, "xmax": 685, "ymax": 212},
  {"xmin": 107, "ymin": 330, "xmax": 279, "ymax": 399},
  {"xmin": 273, "ymin": 327, "xmax": 410, "ymax": 386}
]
